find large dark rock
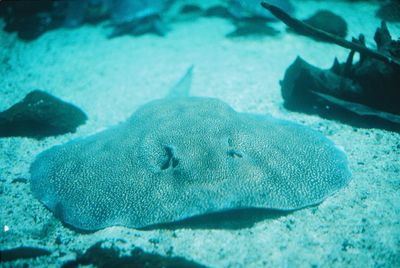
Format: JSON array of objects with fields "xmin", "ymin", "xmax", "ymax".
[
  {"xmin": 260, "ymin": 2, "xmax": 400, "ymax": 130},
  {"xmin": 280, "ymin": 23, "xmax": 400, "ymax": 128},
  {"xmin": 376, "ymin": 1, "xmax": 400, "ymax": 22},
  {"xmin": 0, "ymin": 90, "xmax": 87, "ymax": 138},
  {"xmin": 0, "ymin": 0, "xmax": 59, "ymax": 41}
]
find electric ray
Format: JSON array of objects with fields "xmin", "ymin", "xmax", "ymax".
[{"xmin": 30, "ymin": 68, "xmax": 351, "ymax": 230}]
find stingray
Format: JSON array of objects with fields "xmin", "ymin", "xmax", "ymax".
[{"xmin": 30, "ymin": 67, "xmax": 351, "ymax": 230}]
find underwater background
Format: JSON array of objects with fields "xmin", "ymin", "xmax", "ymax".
[{"xmin": 0, "ymin": 0, "xmax": 399, "ymax": 267}]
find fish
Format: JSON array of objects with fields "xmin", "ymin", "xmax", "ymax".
[{"xmin": 30, "ymin": 67, "xmax": 351, "ymax": 230}]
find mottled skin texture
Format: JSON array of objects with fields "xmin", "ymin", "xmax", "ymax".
[{"xmin": 30, "ymin": 97, "xmax": 350, "ymax": 230}]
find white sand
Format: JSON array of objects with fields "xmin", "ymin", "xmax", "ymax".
[{"xmin": 1, "ymin": 0, "xmax": 399, "ymax": 267}]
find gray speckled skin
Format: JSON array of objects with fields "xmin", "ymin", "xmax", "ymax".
[{"xmin": 30, "ymin": 95, "xmax": 351, "ymax": 230}]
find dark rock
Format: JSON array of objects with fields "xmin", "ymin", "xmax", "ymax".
[
  {"xmin": 204, "ymin": 5, "xmax": 231, "ymax": 19},
  {"xmin": 14, "ymin": 14, "xmax": 55, "ymax": 41},
  {"xmin": 107, "ymin": 0, "xmax": 174, "ymax": 38},
  {"xmin": 205, "ymin": 2, "xmax": 291, "ymax": 37},
  {"xmin": 280, "ymin": 55, "xmax": 400, "ymax": 129},
  {"xmin": 272, "ymin": 4, "xmax": 400, "ymax": 130},
  {"xmin": 0, "ymin": 90, "xmax": 87, "ymax": 139},
  {"xmin": 180, "ymin": 4, "xmax": 203, "ymax": 15},
  {"xmin": 62, "ymin": 242, "xmax": 207, "ymax": 268},
  {"xmin": 0, "ymin": 0, "xmax": 60, "ymax": 41},
  {"xmin": 226, "ymin": 19, "xmax": 279, "ymax": 38},
  {"xmin": 261, "ymin": 2, "xmax": 400, "ymax": 67},
  {"xmin": 376, "ymin": 1, "xmax": 400, "ymax": 22},
  {"xmin": 302, "ymin": 10, "xmax": 348, "ymax": 38},
  {"xmin": 11, "ymin": 177, "xmax": 28, "ymax": 184},
  {"xmin": 0, "ymin": 0, "xmax": 174, "ymax": 40},
  {"xmin": 109, "ymin": 15, "xmax": 168, "ymax": 38},
  {"xmin": 0, "ymin": 246, "xmax": 51, "ymax": 262},
  {"xmin": 281, "ymin": 56, "xmax": 363, "ymax": 107}
]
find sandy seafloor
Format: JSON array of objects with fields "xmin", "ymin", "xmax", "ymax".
[{"xmin": 1, "ymin": 0, "xmax": 399, "ymax": 267}]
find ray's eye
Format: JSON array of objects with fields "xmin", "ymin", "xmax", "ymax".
[{"xmin": 161, "ymin": 145, "xmax": 179, "ymax": 170}]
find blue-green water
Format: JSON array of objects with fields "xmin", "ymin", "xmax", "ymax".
[{"xmin": 0, "ymin": 1, "xmax": 399, "ymax": 267}]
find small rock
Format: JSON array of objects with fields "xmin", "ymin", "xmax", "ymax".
[
  {"xmin": 204, "ymin": 5, "xmax": 231, "ymax": 18},
  {"xmin": 0, "ymin": 90, "xmax": 87, "ymax": 139},
  {"xmin": 11, "ymin": 177, "xmax": 28, "ymax": 183},
  {"xmin": 376, "ymin": 1, "xmax": 400, "ymax": 22}
]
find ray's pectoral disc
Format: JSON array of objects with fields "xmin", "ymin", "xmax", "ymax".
[{"xmin": 30, "ymin": 69, "xmax": 351, "ymax": 230}]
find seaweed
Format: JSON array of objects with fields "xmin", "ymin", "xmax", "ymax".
[
  {"xmin": 261, "ymin": 1, "xmax": 400, "ymax": 127},
  {"xmin": 260, "ymin": 2, "xmax": 400, "ymax": 67},
  {"xmin": 62, "ymin": 242, "xmax": 207, "ymax": 268}
]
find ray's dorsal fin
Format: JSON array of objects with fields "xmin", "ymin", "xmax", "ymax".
[{"xmin": 166, "ymin": 65, "xmax": 194, "ymax": 99}]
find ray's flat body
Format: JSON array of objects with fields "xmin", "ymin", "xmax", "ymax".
[{"xmin": 30, "ymin": 68, "xmax": 351, "ymax": 230}]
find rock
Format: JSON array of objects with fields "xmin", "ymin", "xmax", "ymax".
[
  {"xmin": 280, "ymin": 55, "xmax": 400, "ymax": 128},
  {"xmin": 0, "ymin": 90, "xmax": 87, "ymax": 139},
  {"xmin": 303, "ymin": 10, "xmax": 348, "ymax": 38},
  {"xmin": 261, "ymin": 3, "xmax": 400, "ymax": 129},
  {"xmin": 61, "ymin": 242, "xmax": 206, "ymax": 268},
  {"xmin": 0, "ymin": 1, "xmax": 59, "ymax": 41},
  {"xmin": 204, "ymin": 5, "xmax": 231, "ymax": 19},
  {"xmin": 11, "ymin": 177, "xmax": 28, "ymax": 183},
  {"xmin": 0, "ymin": 246, "xmax": 51, "ymax": 262},
  {"xmin": 179, "ymin": 4, "xmax": 203, "ymax": 15},
  {"xmin": 376, "ymin": 1, "xmax": 400, "ymax": 22},
  {"xmin": 226, "ymin": 20, "xmax": 279, "ymax": 37},
  {"xmin": 0, "ymin": 1, "xmax": 175, "ymax": 40}
]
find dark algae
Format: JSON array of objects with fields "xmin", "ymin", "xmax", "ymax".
[{"xmin": 62, "ymin": 242, "xmax": 207, "ymax": 268}]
